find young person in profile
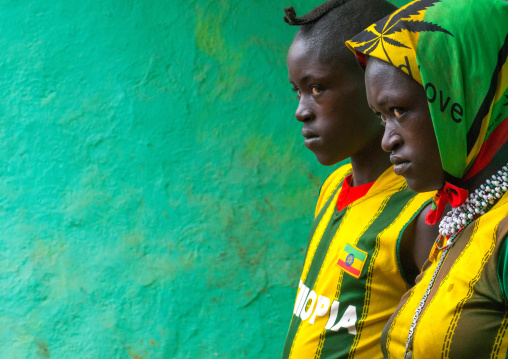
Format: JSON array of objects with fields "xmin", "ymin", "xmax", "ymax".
[
  {"xmin": 347, "ymin": 0, "xmax": 508, "ymax": 357},
  {"xmin": 282, "ymin": 1, "xmax": 438, "ymax": 357}
]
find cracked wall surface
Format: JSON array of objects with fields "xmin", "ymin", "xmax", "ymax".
[{"xmin": 1, "ymin": 0, "xmax": 404, "ymax": 357}]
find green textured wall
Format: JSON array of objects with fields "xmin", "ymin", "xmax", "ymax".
[
  {"xmin": 389, "ymin": 0, "xmax": 412, "ymax": 7},
  {"xmin": 1, "ymin": 1, "xmax": 403, "ymax": 358}
]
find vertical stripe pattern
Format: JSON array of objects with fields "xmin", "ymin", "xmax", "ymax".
[
  {"xmin": 382, "ymin": 193, "xmax": 508, "ymax": 359},
  {"xmin": 283, "ymin": 165, "xmax": 433, "ymax": 359}
]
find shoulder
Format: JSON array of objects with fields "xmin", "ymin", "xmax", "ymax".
[
  {"xmin": 495, "ymin": 213, "xmax": 508, "ymax": 299},
  {"xmin": 314, "ymin": 163, "xmax": 352, "ymax": 217},
  {"xmin": 496, "ymin": 211, "xmax": 508, "ymax": 238},
  {"xmin": 321, "ymin": 163, "xmax": 352, "ymax": 195},
  {"xmin": 398, "ymin": 194, "xmax": 438, "ymax": 285}
]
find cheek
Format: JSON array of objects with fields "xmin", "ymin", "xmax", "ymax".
[
  {"xmin": 329, "ymin": 91, "xmax": 370, "ymax": 126},
  {"xmin": 421, "ymin": 123, "xmax": 441, "ymax": 162},
  {"xmin": 411, "ymin": 121, "xmax": 444, "ymax": 178},
  {"xmin": 410, "ymin": 112, "xmax": 439, "ymax": 154}
]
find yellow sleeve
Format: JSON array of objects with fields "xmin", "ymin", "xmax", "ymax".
[{"xmin": 314, "ymin": 163, "xmax": 352, "ymax": 218}]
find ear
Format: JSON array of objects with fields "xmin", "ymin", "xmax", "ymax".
[{"xmin": 355, "ymin": 52, "xmax": 368, "ymax": 70}]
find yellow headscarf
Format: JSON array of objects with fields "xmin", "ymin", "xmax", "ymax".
[{"xmin": 347, "ymin": 0, "xmax": 508, "ymax": 180}]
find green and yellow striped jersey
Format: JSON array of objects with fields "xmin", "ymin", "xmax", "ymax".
[
  {"xmin": 382, "ymin": 192, "xmax": 508, "ymax": 359},
  {"xmin": 283, "ymin": 164, "xmax": 432, "ymax": 359}
]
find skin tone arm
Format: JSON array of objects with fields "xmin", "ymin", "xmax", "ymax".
[{"xmin": 399, "ymin": 203, "xmax": 441, "ymax": 285}]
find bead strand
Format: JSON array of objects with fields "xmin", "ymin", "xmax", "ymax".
[
  {"xmin": 406, "ymin": 163, "xmax": 508, "ymax": 355},
  {"xmin": 437, "ymin": 165, "xmax": 508, "ymax": 249}
]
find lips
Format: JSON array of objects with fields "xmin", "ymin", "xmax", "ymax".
[
  {"xmin": 302, "ymin": 128, "xmax": 319, "ymax": 149},
  {"xmin": 302, "ymin": 128, "xmax": 318, "ymax": 140},
  {"xmin": 390, "ymin": 155, "xmax": 411, "ymax": 176}
]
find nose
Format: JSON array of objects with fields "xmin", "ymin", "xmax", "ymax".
[
  {"xmin": 295, "ymin": 96, "xmax": 314, "ymax": 122},
  {"xmin": 381, "ymin": 121, "xmax": 403, "ymax": 153}
]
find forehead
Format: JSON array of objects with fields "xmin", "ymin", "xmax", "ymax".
[
  {"xmin": 365, "ymin": 59, "xmax": 401, "ymax": 87},
  {"xmin": 287, "ymin": 37, "xmax": 356, "ymax": 79},
  {"xmin": 365, "ymin": 58, "xmax": 422, "ymax": 98},
  {"xmin": 288, "ymin": 38, "xmax": 323, "ymax": 68}
]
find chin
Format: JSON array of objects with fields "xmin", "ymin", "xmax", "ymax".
[
  {"xmin": 405, "ymin": 177, "xmax": 445, "ymax": 193},
  {"xmin": 315, "ymin": 154, "xmax": 343, "ymax": 167}
]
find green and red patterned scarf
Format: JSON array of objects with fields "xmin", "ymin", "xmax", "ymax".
[{"xmin": 346, "ymin": 0, "xmax": 508, "ymax": 181}]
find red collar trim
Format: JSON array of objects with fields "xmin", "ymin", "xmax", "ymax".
[{"xmin": 336, "ymin": 174, "xmax": 375, "ymax": 212}]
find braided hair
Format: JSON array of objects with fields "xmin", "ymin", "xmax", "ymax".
[
  {"xmin": 283, "ymin": 0, "xmax": 352, "ymax": 25},
  {"xmin": 285, "ymin": 0, "xmax": 396, "ymax": 65}
]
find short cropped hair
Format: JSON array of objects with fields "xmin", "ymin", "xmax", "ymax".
[{"xmin": 285, "ymin": 0, "xmax": 396, "ymax": 64}]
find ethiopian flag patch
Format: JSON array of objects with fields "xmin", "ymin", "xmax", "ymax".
[{"xmin": 336, "ymin": 243, "xmax": 368, "ymax": 279}]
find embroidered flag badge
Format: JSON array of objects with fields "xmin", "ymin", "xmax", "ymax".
[{"xmin": 336, "ymin": 243, "xmax": 368, "ymax": 279}]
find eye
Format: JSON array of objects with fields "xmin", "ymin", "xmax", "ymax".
[
  {"xmin": 310, "ymin": 86, "xmax": 322, "ymax": 95},
  {"xmin": 393, "ymin": 108, "xmax": 406, "ymax": 118},
  {"xmin": 292, "ymin": 86, "xmax": 301, "ymax": 99},
  {"xmin": 376, "ymin": 113, "xmax": 386, "ymax": 127}
]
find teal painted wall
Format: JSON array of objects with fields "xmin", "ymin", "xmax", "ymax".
[
  {"xmin": 1, "ymin": 1, "xmax": 404, "ymax": 358},
  {"xmin": 389, "ymin": 0, "xmax": 413, "ymax": 7}
]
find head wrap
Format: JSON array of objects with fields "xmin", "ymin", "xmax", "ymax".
[{"xmin": 346, "ymin": 0, "xmax": 508, "ymax": 181}]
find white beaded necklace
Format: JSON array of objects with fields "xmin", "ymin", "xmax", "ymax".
[
  {"xmin": 404, "ymin": 164, "xmax": 508, "ymax": 357},
  {"xmin": 437, "ymin": 165, "xmax": 508, "ymax": 247}
]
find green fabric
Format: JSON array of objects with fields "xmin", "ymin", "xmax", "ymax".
[
  {"xmin": 497, "ymin": 237, "xmax": 508, "ymax": 300},
  {"xmin": 346, "ymin": 0, "xmax": 508, "ymax": 179}
]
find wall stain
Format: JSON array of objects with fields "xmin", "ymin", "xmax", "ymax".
[
  {"xmin": 128, "ymin": 350, "xmax": 143, "ymax": 359},
  {"xmin": 193, "ymin": 3, "xmax": 243, "ymax": 100},
  {"xmin": 36, "ymin": 341, "xmax": 50, "ymax": 358}
]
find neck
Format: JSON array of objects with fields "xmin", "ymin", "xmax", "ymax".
[
  {"xmin": 456, "ymin": 143, "xmax": 508, "ymax": 193},
  {"xmin": 349, "ymin": 132, "xmax": 392, "ymax": 187}
]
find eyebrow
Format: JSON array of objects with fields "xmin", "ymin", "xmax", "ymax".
[
  {"xmin": 374, "ymin": 95, "xmax": 391, "ymax": 107},
  {"xmin": 300, "ymin": 74, "xmax": 313, "ymax": 83},
  {"xmin": 289, "ymin": 70, "xmax": 330, "ymax": 86}
]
